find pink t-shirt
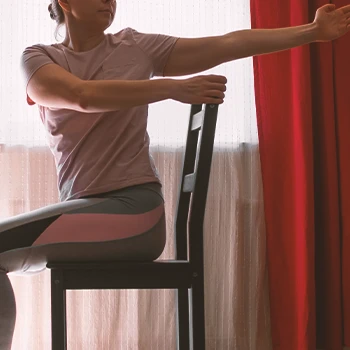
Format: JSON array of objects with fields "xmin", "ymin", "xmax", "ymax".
[{"xmin": 20, "ymin": 28, "xmax": 180, "ymax": 202}]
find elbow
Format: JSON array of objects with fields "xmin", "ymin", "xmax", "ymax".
[
  {"xmin": 73, "ymin": 81, "xmax": 90, "ymax": 113},
  {"xmin": 73, "ymin": 81, "xmax": 123, "ymax": 114}
]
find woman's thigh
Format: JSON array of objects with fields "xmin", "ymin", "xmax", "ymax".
[{"xmin": 0, "ymin": 183, "xmax": 166, "ymax": 275}]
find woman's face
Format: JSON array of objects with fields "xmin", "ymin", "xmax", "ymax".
[{"xmin": 60, "ymin": 0, "xmax": 117, "ymax": 30}]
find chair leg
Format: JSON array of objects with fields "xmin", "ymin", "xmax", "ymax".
[
  {"xmin": 191, "ymin": 275, "xmax": 206, "ymax": 350},
  {"xmin": 176, "ymin": 288, "xmax": 190, "ymax": 350},
  {"xmin": 51, "ymin": 269, "xmax": 67, "ymax": 350}
]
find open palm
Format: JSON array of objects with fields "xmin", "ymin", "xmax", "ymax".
[{"xmin": 313, "ymin": 4, "xmax": 350, "ymax": 42}]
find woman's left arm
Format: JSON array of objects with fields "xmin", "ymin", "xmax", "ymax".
[{"xmin": 163, "ymin": 4, "xmax": 350, "ymax": 76}]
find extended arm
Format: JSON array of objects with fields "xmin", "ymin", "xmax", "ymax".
[
  {"xmin": 164, "ymin": 24, "xmax": 317, "ymax": 76},
  {"xmin": 164, "ymin": 4, "xmax": 350, "ymax": 76}
]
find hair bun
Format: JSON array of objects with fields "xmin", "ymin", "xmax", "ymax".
[{"xmin": 48, "ymin": 4, "xmax": 56, "ymax": 20}]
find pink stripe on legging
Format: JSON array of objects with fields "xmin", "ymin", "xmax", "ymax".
[{"xmin": 32, "ymin": 204, "xmax": 165, "ymax": 246}]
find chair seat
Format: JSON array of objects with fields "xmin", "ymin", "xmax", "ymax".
[{"xmin": 47, "ymin": 260, "xmax": 193, "ymax": 290}]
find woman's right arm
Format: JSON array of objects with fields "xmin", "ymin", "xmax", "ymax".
[
  {"xmin": 27, "ymin": 63, "xmax": 226, "ymax": 113},
  {"xmin": 27, "ymin": 63, "xmax": 174, "ymax": 113},
  {"xmin": 80, "ymin": 77, "xmax": 175, "ymax": 113}
]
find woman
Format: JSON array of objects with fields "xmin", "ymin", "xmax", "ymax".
[
  {"xmin": 1, "ymin": 0, "xmax": 350, "ymax": 348},
  {"xmin": 1, "ymin": 0, "xmax": 229, "ymax": 348}
]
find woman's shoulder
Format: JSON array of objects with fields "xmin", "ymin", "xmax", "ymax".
[{"xmin": 21, "ymin": 42, "xmax": 64, "ymax": 58}]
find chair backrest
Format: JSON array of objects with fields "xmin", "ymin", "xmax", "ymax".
[{"xmin": 174, "ymin": 103, "xmax": 219, "ymax": 265}]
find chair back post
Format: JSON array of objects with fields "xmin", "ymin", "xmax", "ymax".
[{"xmin": 174, "ymin": 103, "xmax": 219, "ymax": 266}]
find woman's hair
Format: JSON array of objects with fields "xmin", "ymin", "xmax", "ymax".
[{"xmin": 48, "ymin": 1, "xmax": 65, "ymax": 40}]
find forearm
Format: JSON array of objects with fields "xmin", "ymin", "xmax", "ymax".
[
  {"xmin": 225, "ymin": 22, "xmax": 318, "ymax": 60},
  {"xmin": 78, "ymin": 78, "xmax": 174, "ymax": 113}
]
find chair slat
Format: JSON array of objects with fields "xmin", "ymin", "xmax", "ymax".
[
  {"xmin": 62, "ymin": 268, "xmax": 192, "ymax": 290},
  {"xmin": 47, "ymin": 260, "xmax": 188, "ymax": 270},
  {"xmin": 48, "ymin": 261, "xmax": 192, "ymax": 290}
]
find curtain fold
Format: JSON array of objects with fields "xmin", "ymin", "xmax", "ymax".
[
  {"xmin": 333, "ymin": 2, "xmax": 350, "ymax": 346},
  {"xmin": 251, "ymin": 0, "xmax": 350, "ymax": 349}
]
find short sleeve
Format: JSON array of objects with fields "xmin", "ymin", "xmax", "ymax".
[
  {"xmin": 20, "ymin": 45, "xmax": 54, "ymax": 105},
  {"xmin": 128, "ymin": 28, "xmax": 180, "ymax": 77}
]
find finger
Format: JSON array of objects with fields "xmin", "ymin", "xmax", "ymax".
[
  {"xmin": 340, "ymin": 5, "xmax": 350, "ymax": 14},
  {"xmin": 205, "ymin": 90, "xmax": 225, "ymax": 99},
  {"xmin": 323, "ymin": 4, "xmax": 336, "ymax": 12},
  {"xmin": 206, "ymin": 97, "xmax": 224, "ymax": 105},
  {"xmin": 209, "ymin": 75, "xmax": 228, "ymax": 84},
  {"xmin": 209, "ymin": 83, "xmax": 227, "ymax": 92}
]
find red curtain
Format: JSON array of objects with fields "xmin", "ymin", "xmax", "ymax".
[{"xmin": 250, "ymin": 0, "xmax": 350, "ymax": 349}]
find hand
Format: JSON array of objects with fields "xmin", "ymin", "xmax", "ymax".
[
  {"xmin": 313, "ymin": 4, "xmax": 350, "ymax": 42},
  {"xmin": 172, "ymin": 75, "xmax": 227, "ymax": 105}
]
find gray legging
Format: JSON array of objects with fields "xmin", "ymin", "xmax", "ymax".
[{"xmin": 0, "ymin": 182, "xmax": 166, "ymax": 349}]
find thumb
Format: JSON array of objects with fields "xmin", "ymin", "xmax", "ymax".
[{"xmin": 322, "ymin": 4, "xmax": 336, "ymax": 12}]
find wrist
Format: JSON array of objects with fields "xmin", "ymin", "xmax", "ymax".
[
  {"xmin": 164, "ymin": 78, "xmax": 178, "ymax": 100},
  {"xmin": 309, "ymin": 21, "xmax": 322, "ymax": 42}
]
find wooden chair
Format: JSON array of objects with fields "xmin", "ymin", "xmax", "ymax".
[{"xmin": 47, "ymin": 102, "xmax": 220, "ymax": 350}]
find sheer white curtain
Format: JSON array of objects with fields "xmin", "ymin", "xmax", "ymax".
[{"xmin": 0, "ymin": 0, "xmax": 272, "ymax": 349}]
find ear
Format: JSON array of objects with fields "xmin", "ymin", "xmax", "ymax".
[{"xmin": 58, "ymin": 0, "xmax": 71, "ymax": 14}]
